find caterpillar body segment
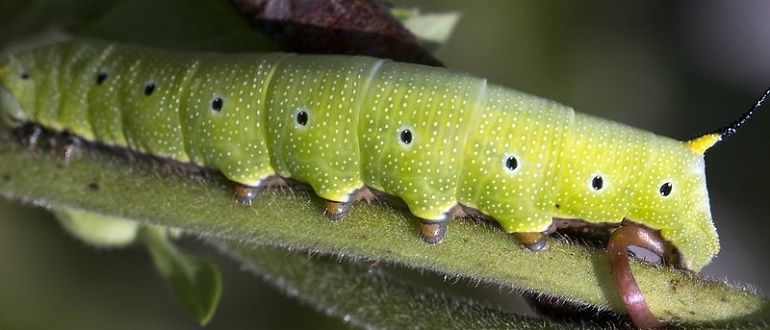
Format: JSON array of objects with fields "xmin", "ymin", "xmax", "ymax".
[
  {"xmin": 264, "ymin": 54, "xmax": 384, "ymax": 202},
  {"xmin": 1, "ymin": 40, "xmax": 731, "ymax": 270}
]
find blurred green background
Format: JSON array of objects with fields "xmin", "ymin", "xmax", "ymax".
[{"xmin": 1, "ymin": 0, "xmax": 769, "ymax": 329}]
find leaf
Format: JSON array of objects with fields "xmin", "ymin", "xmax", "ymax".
[
  {"xmin": 0, "ymin": 119, "xmax": 768, "ymax": 328},
  {"xmin": 141, "ymin": 226, "xmax": 222, "ymax": 326},
  {"xmin": 390, "ymin": 8, "xmax": 461, "ymax": 52},
  {"xmin": 53, "ymin": 207, "xmax": 140, "ymax": 248},
  {"xmin": 216, "ymin": 238, "xmax": 580, "ymax": 329},
  {"xmin": 53, "ymin": 207, "xmax": 220, "ymax": 324}
]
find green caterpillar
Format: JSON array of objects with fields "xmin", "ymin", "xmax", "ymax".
[{"xmin": 0, "ymin": 39, "xmax": 763, "ymax": 326}]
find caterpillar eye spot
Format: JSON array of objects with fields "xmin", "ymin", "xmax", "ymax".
[
  {"xmin": 400, "ymin": 129, "xmax": 413, "ymax": 144},
  {"xmin": 211, "ymin": 97, "xmax": 223, "ymax": 112},
  {"xmin": 96, "ymin": 71, "xmax": 108, "ymax": 85},
  {"xmin": 505, "ymin": 155, "xmax": 518, "ymax": 171},
  {"xmin": 659, "ymin": 182, "xmax": 673, "ymax": 196},
  {"xmin": 20, "ymin": 71, "xmax": 30, "ymax": 80},
  {"xmin": 296, "ymin": 110, "xmax": 308, "ymax": 126},
  {"xmin": 143, "ymin": 81, "xmax": 156, "ymax": 96},
  {"xmin": 591, "ymin": 175, "xmax": 604, "ymax": 190}
]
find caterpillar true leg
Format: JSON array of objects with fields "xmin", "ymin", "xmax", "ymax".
[
  {"xmin": 25, "ymin": 124, "xmax": 42, "ymax": 149},
  {"xmin": 62, "ymin": 133, "xmax": 80, "ymax": 163},
  {"xmin": 12, "ymin": 123, "xmax": 43, "ymax": 149},
  {"xmin": 12, "ymin": 124, "xmax": 79, "ymax": 162}
]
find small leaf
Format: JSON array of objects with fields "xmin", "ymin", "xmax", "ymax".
[
  {"xmin": 390, "ymin": 8, "xmax": 462, "ymax": 52},
  {"xmin": 141, "ymin": 226, "xmax": 222, "ymax": 325},
  {"xmin": 53, "ymin": 207, "xmax": 140, "ymax": 248}
]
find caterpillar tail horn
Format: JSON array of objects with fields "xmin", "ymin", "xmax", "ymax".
[{"xmin": 686, "ymin": 85, "xmax": 770, "ymax": 155}]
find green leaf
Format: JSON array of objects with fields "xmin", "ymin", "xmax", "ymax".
[
  {"xmin": 53, "ymin": 207, "xmax": 140, "ymax": 248},
  {"xmin": 53, "ymin": 206, "xmax": 222, "ymax": 324},
  {"xmin": 216, "ymin": 239, "xmax": 577, "ymax": 329},
  {"xmin": 390, "ymin": 7, "xmax": 462, "ymax": 52},
  {"xmin": 141, "ymin": 226, "xmax": 221, "ymax": 326},
  {"xmin": 0, "ymin": 117, "xmax": 768, "ymax": 328}
]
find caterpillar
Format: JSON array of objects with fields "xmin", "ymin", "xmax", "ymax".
[{"xmin": 0, "ymin": 39, "xmax": 764, "ymax": 327}]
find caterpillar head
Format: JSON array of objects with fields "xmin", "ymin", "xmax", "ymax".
[
  {"xmin": 640, "ymin": 86, "xmax": 770, "ymax": 271},
  {"xmin": 555, "ymin": 120, "xmax": 720, "ymax": 271},
  {"xmin": 625, "ymin": 136, "xmax": 719, "ymax": 271},
  {"xmin": 556, "ymin": 87, "xmax": 768, "ymax": 272}
]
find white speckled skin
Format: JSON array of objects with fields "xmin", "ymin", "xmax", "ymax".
[{"xmin": 0, "ymin": 40, "xmax": 718, "ymax": 271}]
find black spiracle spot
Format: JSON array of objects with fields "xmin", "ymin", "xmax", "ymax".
[
  {"xmin": 143, "ymin": 81, "xmax": 156, "ymax": 96},
  {"xmin": 400, "ymin": 129, "xmax": 413, "ymax": 144},
  {"xmin": 96, "ymin": 71, "xmax": 108, "ymax": 85},
  {"xmin": 505, "ymin": 155, "xmax": 518, "ymax": 171},
  {"xmin": 296, "ymin": 110, "xmax": 308, "ymax": 126},
  {"xmin": 20, "ymin": 71, "xmax": 30, "ymax": 80},
  {"xmin": 659, "ymin": 182, "xmax": 672, "ymax": 196},
  {"xmin": 591, "ymin": 175, "xmax": 603, "ymax": 190},
  {"xmin": 211, "ymin": 97, "xmax": 223, "ymax": 112},
  {"xmin": 87, "ymin": 182, "xmax": 100, "ymax": 191}
]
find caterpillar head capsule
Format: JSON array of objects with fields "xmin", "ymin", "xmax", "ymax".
[
  {"xmin": 667, "ymin": 85, "xmax": 770, "ymax": 270},
  {"xmin": 625, "ymin": 138, "xmax": 718, "ymax": 271},
  {"xmin": 606, "ymin": 86, "xmax": 769, "ymax": 328}
]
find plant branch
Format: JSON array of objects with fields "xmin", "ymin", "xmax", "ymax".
[{"xmin": 0, "ymin": 125, "xmax": 767, "ymax": 328}]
